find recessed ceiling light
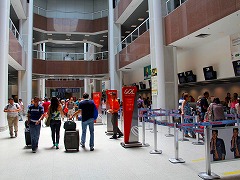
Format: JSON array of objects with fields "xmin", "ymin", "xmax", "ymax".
[
  {"xmin": 138, "ymin": 18, "xmax": 144, "ymax": 21},
  {"xmin": 47, "ymin": 33, "xmax": 52, "ymax": 36},
  {"xmin": 66, "ymin": 33, "xmax": 71, "ymax": 36},
  {"xmin": 100, "ymin": 40, "xmax": 104, "ymax": 42},
  {"xmin": 103, "ymin": 35, "xmax": 107, "ymax": 38},
  {"xmin": 66, "ymin": 38, "xmax": 70, "ymax": 40},
  {"xmin": 131, "ymin": 25, "xmax": 137, "ymax": 28},
  {"xmin": 85, "ymin": 34, "xmax": 90, "ymax": 37},
  {"xmin": 125, "ymin": 31, "xmax": 130, "ymax": 33}
]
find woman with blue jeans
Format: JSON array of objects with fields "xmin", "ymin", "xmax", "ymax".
[
  {"xmin": 181, "ymin": 93, "xmax": 195, "ymax": 138},
  {"xmin": 47, "ymin": 97, "xmax": 64, "ymax": 149}
]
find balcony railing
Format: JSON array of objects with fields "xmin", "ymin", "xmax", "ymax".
[
  {"xmin": 33, "ymin": 5, "xmax": 108, "ymax": 20},
  {"xmin": 33, "ymin": 50, "xmax": 108, "ymax": 61},
  {"xmin": 166, "ymin": 0, "xmax": 188, "ymax": 15},
  {"xmin": 117, "ymin": 18, "xmax": 149, "ymax": 53},
  {"xmin": 9, "ymin": 18, "xmax": 24, "ymax": 47}
]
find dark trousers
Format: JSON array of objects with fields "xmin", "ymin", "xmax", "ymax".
[
  {"xmin": 111, "ymin": 113, "xmax": 122, "ymax": 135},
  {"xmin": 50, "ymin": 120, "xmax": 61, "ymax": 144}
]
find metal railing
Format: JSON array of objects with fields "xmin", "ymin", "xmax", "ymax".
[
  {"xmin": 33, "ymin": 50, "xmax": 108, "ymax": 61},
  {"xmin": 117, "ymin": 18, "xmax": 149, "ymax": 53},
  {"xmin": 166, "ymin": 0, "xmax": 188, "ymax": 15},
  {"xmin": 33, "ymin": 5, "xmax": 108, "ymax": 20},
  {"xmin": 9, "ymin": 18, "xmax": 24, "ymax": 47}
]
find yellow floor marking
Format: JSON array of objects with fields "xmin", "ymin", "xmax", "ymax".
[
  {"xmin": 192, "ymin": 158, "xmax": 205, "ymax": 162},
  {"xmin": 223, "ymin": 170, "xmax": 240, "ymax": 176}
]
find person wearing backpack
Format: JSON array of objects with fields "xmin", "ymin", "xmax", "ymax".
[{"xmin": 3, "ymin": 97, "xmax": 20, "ymax": 138}]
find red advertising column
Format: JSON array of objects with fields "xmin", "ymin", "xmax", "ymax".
[
  {"xmin": 106, "ymin": 90, "xmax": 117, "ymax": 133},
  {"xmin": 92, "ymin": 92, "xmax": 102, "ymax": 123},
  {"xmin": 121, "ymin": 86, "xmax": 142, "ymax": 148}
]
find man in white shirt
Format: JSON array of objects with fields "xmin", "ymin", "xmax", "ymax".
[{"xmin": 4, "ymin": 97, "xmax": 20, "ymax": 138}]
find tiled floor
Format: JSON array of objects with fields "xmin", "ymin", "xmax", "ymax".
[{"xmin": 0, "ymin": 117, "xmax": 240, "ymax": 180}]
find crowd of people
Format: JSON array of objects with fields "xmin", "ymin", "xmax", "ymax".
[{"xmin": 3, "ymin": 92, "xmax": 123, "ymax": 153}]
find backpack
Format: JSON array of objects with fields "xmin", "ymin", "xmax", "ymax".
[{"xmin": 7, "ymin": 104, "xmax": 18, "ymax": 109}]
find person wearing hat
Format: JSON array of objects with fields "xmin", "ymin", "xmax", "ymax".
[
  {"xmin": 4, "ymin": 97, "xmax": 20, "ymax": 138},
  {"xmin": 108, "ymin": 92, "xmax": 123, "ymax": 139}
]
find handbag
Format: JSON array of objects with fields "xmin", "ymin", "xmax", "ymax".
[
  {"xmin": 64, "ymin": 120, "xmax": 76, "ymax": 131},
  {"xmin": 45, "ymin": 113, "xmax": 51, "ymax": 127}
]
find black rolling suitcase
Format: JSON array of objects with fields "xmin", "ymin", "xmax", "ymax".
[
  {"xmin": 25, "ymin": 121, "xmax": 31, "ymax": 146},
  {"xmin": 64, "ymin": 130, "xmax": 79, "ymax": 151}
]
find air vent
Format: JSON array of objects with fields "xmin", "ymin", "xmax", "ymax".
[{"xmin": 195, "ymin": 34, "xmax": 211, "ymax": 38}]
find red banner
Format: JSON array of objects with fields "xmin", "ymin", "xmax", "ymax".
[
  {"xmin": 92, "ymin": 92, "xmax": 101, "ymax": 109},
  {"xmin": 122, "ymin": 86, "xmax": 137, "ymax": 143}
]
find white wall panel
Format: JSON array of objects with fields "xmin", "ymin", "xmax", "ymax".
[{"xmin": 177, "ymin": 36, "xmax": 234, "ymax": 81}]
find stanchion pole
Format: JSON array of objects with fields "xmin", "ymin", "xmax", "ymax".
[
  {"xmin": 192, "ymin": 115, "xmax": 204, "ymax": 145},
  {"xmin": 150, "ymin": 117, "xmax": 162, "ymax": 154},
  {"xmin": 169, "ymin": 123, "xmax": 185, "ymax": 163},
  {"xmin": 165, "ymin": 114, "xmax": 174, "ymax": 137},
  {"xmin": 142, "ymin": 114, "xmax": 150, "ymax": 147},
  {"xmin": 178, "ymin": 114, "xmax": 189, "ymax": 141},
  {"xmin": 198, "ymin": 126, "xmax": 220, "ymax": 179}
]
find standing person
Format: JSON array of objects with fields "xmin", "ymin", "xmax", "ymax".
[
  {"xmin": 47, "ymin": 97, "xmax": 64, "ymax": 149},
  {"xmin": 200, "ymin": 91, "xmax": 210, "ymax": 121},
  {"xmin": 181, "ymin": 93, "xmax": 195, "ymax": 138},
  {"xmin": 225, "ymin": 92, "xmax": 231, "ymax": 113},
  {"xmin": 235, "ymin": 97, "xmax": 240, "ymax": 118},
  {"xmin": 18, "ymin": 99, "xmax": 24, "ymax": 121},
  {"xmin": 67, "ymin": 97, "xmax": 75, "ymax": 119},
  {"xmin": 137, "ymin": 95, "xmax": 144, "ymax": 108},
  {"xmin": 230, "ymin": 93, "xmax": 238, "ymax": 115},
  {"xmin": 42, "ymin": 97, "xmax": 51, "ymax": 115},
  {"xmin": 75, "ymin": 98, "xmax": 81, "ymax": 120},
  {"xmin": 3, "ymin": 97, "xmax": 20, "ymax": 138},
  {"xmin": 70, "ymin": 93, "xmax": 95, "ymax": 151},
  {"xmin": 109, "ymin": 92, "xmax": 123, "ymax": 139},
  {"xmin": 230, "ymin": 128, "xmax": 240, "ymax": 158},
  {"xmin": 210, "ymin": 130, "xmax": 226, "ymax": 161},
  {"xmin": 27, "ymin": 97, "xmax": 44, "ymax": 153}
]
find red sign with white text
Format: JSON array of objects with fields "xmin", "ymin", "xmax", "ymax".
[
  {"xmin": 92, "ymin": 92, "xmax": 101, "ymax": 109},
  {"xmin": 122, "ymin": 86, "xmax": 137, "ymax": 143}
]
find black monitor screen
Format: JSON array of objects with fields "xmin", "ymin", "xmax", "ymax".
[
  {"xmin": 178, "ymin": 72, "xmax": 187, "ymax": 84},
  {"xmin": 232, "ymin": 60, "xmax": 240, "ymax": 76}
]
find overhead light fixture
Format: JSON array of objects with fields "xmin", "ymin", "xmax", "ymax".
[
  {"xmin": 48, "ymin": 38, "xmax": 53, "ymax": 40},
  {"xmin": 103, "ymin": 35, "xmax": 107, "ymax": 38},
  {"xmin": 131, "ymin": 25, "xmax": 137, "ymax": 28},
  {"xmin": 85, "ymin": 34, "xmax": 90, "ymax": 37},
  {"xmin": 47, "ymin": 33, "xmax": 52, "ymax": 36},
  {"xmin": 195, "ymin": 34, "xmax": 211, "ymax": 38},
  {"xmin": 66, "ymin": 38, "xmax": 70, "ymax": 40},
  {"xmin": 125, "ymin": 31, "xmax": 130, "ymax": 33},
  {"xmin": 138, "ymin": 18, "xmax": 144, "ymax": 21},
  {"xmin": 66, "ymin": 33, "xmax": 71, "ymax": 36},
  {"xmin": 100, "ymin": 40, "xmax": 104, "ymax": 42}
]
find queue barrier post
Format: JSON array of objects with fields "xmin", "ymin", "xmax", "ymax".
[
  {"xmin": 192, "ymin": 115, "xmax": 204, "ymax": 145},
  {"xmin": 169, "ymin": 123, "xmax": 185, "ymax": 163},
  {"xmin": 198, "ymin": 126, "xmax": 220, "ymax": 179},
  {"xmin": 178, "ymin": 114, "xmax": 189, "ymax": 141},
  {"xmin": 142, "ymin": 113, "xmax": 150, "ymax": 147},
  {"xmin": 165, "ymin": 114, "xmax": 174, "ymax": 137},
  {"xmin": 150, "ymin": 117, "xmax": 162, "ymax": 154}
]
